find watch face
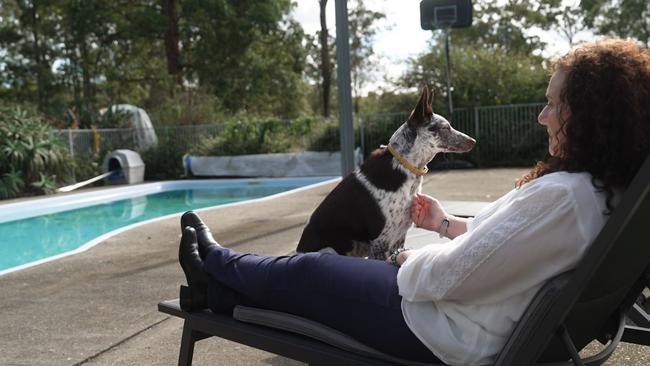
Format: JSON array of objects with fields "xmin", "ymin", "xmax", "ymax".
[{"xmin": 439, "ymin": 219, "xmax": 450, "ymax": 238}]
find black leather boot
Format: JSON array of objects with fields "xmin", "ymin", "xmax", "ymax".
[
  {"xmin": 181, "ymin": 211, "xmax": 220, "ymax": 259},
  {"xmin": 178, "ymin": 226, "xmax": 209, "ymax": 311}
]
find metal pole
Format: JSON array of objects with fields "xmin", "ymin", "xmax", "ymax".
[
  {"xmin": 68, "ymin": 129, "xmax": 76, "ymax": 181},
  {"xmin": 335, "ymin": 0, "xmax": 356, "ymax": 176},
  {"xmin": 67, "ymin": 129, "xmax": 75, "ymax": 159},
  {"xmin": 444, "ymin": 27, "xmax": 453, "ymax": 115},
  {"xmin": 359, "ymin": 115, "xmax": 365, "ymax": 160},
  {"xmin": 474, "ymin": 106, "xmax": 480, "ymax": 167}
]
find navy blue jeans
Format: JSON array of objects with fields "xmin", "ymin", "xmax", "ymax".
[{"xmin": 203, "ymin": 247, "xmax": 442, "ymax": 363}]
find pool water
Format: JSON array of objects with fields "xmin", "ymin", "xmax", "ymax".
[{"xmin": 0, "ymin": 178, "xmax": 333, "ymax": 273}]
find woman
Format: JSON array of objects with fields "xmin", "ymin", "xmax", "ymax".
[{"xmin": 178, "ymin": 39, "xmax": 650, "ymax": 366}]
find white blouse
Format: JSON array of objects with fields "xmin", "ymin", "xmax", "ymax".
[{"xmin": 397, "ymin": 172, "xmax": 609, "ymax": 366}]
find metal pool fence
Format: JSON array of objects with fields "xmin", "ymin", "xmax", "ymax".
[
  {"xmin": 358, "ymin": 102, "xmax": 546, "ymax": 167},
  {"xmin": 450, "ymin": 103, "xmax": 548, "ymax": 167},
  {"xmin": 54, "ymin": 103, "xmax": 546, "ymax": 169}
]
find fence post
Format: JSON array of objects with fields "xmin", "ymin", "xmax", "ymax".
[
  {"xmin": 359, "ymin": 115, "xmax": 365, "ymax": 160},
  {"xmin": 67, "ymin": 129, "xmax": 74, "ymax": 158},
  {"xmin": 474, "ymin": 106, "xmax": 480, "ymax": 168},
  {"xmin": 67, "ymin": 129, "xmax": 76, "ymax": 181}
]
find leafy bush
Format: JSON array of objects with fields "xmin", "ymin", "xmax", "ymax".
[
  {"xmin": 140, "ymin": 129, "xmax": 189, "ymax": 180},
  {"xmin": 0, "ymin": 169, "xmax": 23, "ymax": 200},
  {"xmin": 146, "ymin": 89, "xmax": 226, "ymax": 126},
  {"xmin": 306, "ymin": 122, "xmax": 341, "ymax": 152},
  {"xmin": 357, "ymin": 113, "xmax": 408, "ymax": 156},
  {"xmin": 70, "ymin": 152, "xmax": 103, "ymax": 183},
  {"xmin": 193, "ymin": 116, "xmax": 326, "ymax": 156},
  {"xmin": 0, "ymin": 107, "xmax": 71, "ymax": 198}
]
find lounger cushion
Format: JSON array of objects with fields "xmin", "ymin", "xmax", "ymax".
[{"xmin": 233, "ymin": 305, "xmax": 441, "ymax": 366}]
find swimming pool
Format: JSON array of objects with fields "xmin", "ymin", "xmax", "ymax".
[{"xmin": 0, "ymin": 177, "xmax": 337, "ymax": 276}]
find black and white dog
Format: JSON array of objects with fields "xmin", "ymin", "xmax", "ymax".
[{"xmin": 296, "ymin": 87, "xmax": 476, "ymax": 259}]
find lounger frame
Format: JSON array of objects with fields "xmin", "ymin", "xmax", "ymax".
[
  {"xmin": 158, "ymin": 299, "xmax": 406, "ymax": 366},
  {"xmin": 160, "ymin": 156, "xmax": 650, "ymax": 365}
]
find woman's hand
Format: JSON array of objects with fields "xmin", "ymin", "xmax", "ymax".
[
  {"xmin": 411, "ymin": 193, "xmax": 449, "ymax": 232},
  {"xmin": 386, "ymin": 249, "xmax": 413, "ymax": 267}
]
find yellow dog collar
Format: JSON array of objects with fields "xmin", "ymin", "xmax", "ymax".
[{"xmin": 383, "ymin": 144, "xmax": 429, "ymax": 176}]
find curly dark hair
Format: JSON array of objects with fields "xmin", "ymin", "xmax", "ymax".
[{"xmin": 517, "ymin": 39, "xmax": 650, "ymax": 212}]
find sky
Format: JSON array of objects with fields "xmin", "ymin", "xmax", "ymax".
[
  {"xmin": 294, "ymin": 1, "xmax": 432, "ymax": 91},
  {"xmin": 292, "ymin": 0, "xmax": 593, "ymax": 92}
]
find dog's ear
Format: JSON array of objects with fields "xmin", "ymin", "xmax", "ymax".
[{"xmin": 408, "ymin": 86, "xmax": 433, "ymax": 128}]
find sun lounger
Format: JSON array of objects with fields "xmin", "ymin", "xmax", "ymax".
[{"xmin": 159, "ymin": 156, "xmax": 650, "ymax": 365}]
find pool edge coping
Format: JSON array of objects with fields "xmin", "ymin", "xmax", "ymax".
[
  {"xmin": 0, "ymin": 177, "xmax": 341, "ymax": 277},
  {"xmin": 0, "ymin": 177, "xmax": 339, "ymax": 223}
]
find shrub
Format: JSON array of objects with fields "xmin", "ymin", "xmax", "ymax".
[
  {"xmin": 305, "ymin": 121, "xmax": 340, "ymax": 152},
  {"xmin": 0, "ymin": 107, "xmax": 71, "ymax": 198},
  {"xmin": 0, "ymin": 169, "xmax": 24, "ymax": 200},
  {"xmin": 140, "ymin": 130, "xmax": 188, "ymax": 180},
  {"xmin": 146, "ymin": 89, "xmax": 226, "ymax": 126},
  {"xmin": 357, "ymin": 113, "xmax": 408, "ymax": 156},
  {"xmin": 193, "ymin": 116, "xmax": 325, "ymax": 156},
  {"xmin": 70, "ymin": 152, "xmax": 103, "ymax": 183}
]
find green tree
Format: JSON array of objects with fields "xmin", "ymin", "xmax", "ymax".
[
  {"xmin": 304, "ymin": 17, "xmax": 337, "ymax": 118},
  {"xmin": 177, "ymin": 0, "xmax": 308, "ymax": 118},
  {"xmin": 304, "ymin": 0, "xmax": 386, "ymax": 117},
  {"xmin": 2, "ymin": 0, "xmax": 312, "ymax": 124},
  {"xmin": 302, "ymin": 1, "xmax": 339, "ymax": 118},
  {"xmin": 348, "ymin": 0, "xmax": 386, "ymax": 114},
  {"xmin": 399, "ymin": 43, "xmax": 548, "ymax": 109},
  {"xmin": 59, "ymin": 0, "xmax": 166, "ymax": 127},
  {"xmin": 318, "ymin": 0, "xmax": 333, "ymax": 118},
  {"xmin": 0, "ymin": 106, "xmax": 70, "ymax": 198},
  {"xmin": 450, "ymin": 0, "xmax": 562, "ymax": 54},
  {"xmin": 361, "ymin": 90, "xmax": 420, "ymax": 115},
  {"xmin": 162, "ymin": 0, "xmax": 183, "ymax": 86},
  {"xmin": 397, "ymin": 0, "xmax": 564, "ymax": 110},
  {"xmin": 0, "ymin": 0, "xmax": 64, "ymax": 113},
  {"xmin": 581, "ymin": 0, "xmax": 650, "ymax": 47},
  {"xmin": 232, "ymin": 17, "xmax": 309, "ymax": 117},
  {"xmin": 554, "ymin": 5, "xmax": 587, "ymax": 46},
  {"xmin": 0, "ymin": 1, "xmax": 168, "ymax": 127}
]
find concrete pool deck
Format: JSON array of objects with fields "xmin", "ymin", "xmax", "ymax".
[{"xmin": 0, "ymin": 168, "xmax": 648, "ymax": 365}]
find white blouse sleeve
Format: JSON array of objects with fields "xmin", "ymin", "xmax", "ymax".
[{"xmin": 397, "ymin": 182, "xmax": 588, "ymax": 304}]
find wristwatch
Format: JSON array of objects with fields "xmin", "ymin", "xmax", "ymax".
[
  {"xmin": 439, "ymin": 218, "xmax": 450, "ymax": 238},
  {"xmin": 390, "ymin": 248, "xmax": 409, "ymax": 266}
]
